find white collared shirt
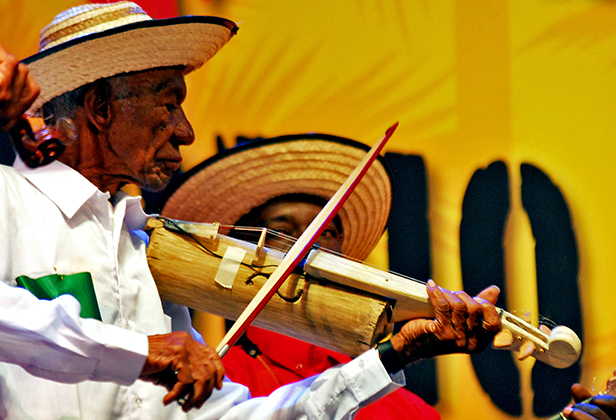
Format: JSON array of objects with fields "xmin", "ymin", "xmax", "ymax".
[{"xmin": 0, "ymin": 159, "xmax": 403, "ymax": 419}]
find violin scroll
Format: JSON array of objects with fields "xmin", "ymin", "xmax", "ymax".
[
  {"xmin": 497, "ymin": 309, "xmax": 582, "ymax": 369},
  {"xmin": 544, "ymin": 325, "xmax": 583, "ymax": 369},
  {"xmin": 9, "ymin": 115, "xmax": 76, "ymax": 168}
]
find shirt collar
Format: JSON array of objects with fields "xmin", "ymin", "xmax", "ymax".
[
  {"xmin": 13, "ymin": 158, "xmax": 151, "ymax": 229},
  {"xmin": 14, "ymin": 157, "xmax": 101, "ymax": 219}
]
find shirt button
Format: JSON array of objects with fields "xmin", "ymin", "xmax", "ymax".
[
  {"xmin": 295, "ymin": 364, "xmax": 303, "ymax": 371},
  {"xmin": 135, "ymin": 397, "xmax": 142, "ymax": 407}
]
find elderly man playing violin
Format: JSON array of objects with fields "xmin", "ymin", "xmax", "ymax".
[{"xmin": 0, "ymin": 2, "xmax": 518, "ymax": 419}]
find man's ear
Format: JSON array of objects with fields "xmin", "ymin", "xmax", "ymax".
[{"xmin": 83, "ymin": 81, "xmax": 112, "ymax": 133}]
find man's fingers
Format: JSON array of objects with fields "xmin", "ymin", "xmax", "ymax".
[
  {"xmin": 177, "ymin": 347, "xmax": 224, "ymax": 411},
  {"xmin": 426, "ymin": 280, "xmax": 450, "ymax": 334},
  {"xmin": 182, "ymin": 358, "xmax": 217, "ymax": 411},
  {"xmin": 23, "ymin": 72, "xmax": 41, "ymax": 105},
  {"xmin": 179, "ymin": 387, "xmax": 203, "ymax": 412},
  {"xmin": 393, "ymin": 281, "xmax": 502, "ymax": 363},
  {"xmin": 163, "ymin": 377, "xmax": 193, "ymax": 406},
  {"xmin": 460, "ymin": 292, "xmax": 482, "ymax": 329},
  {"xmin": 14, "ymin": 64, "xmax": 40, "ymax": 112},
  {"xmin": 518, "ymin": 340, "xmax": 536, "ymax": 361},
  {"xmin": 448, "ymin": 292, "xmax": 469, "ymax": 346},
  {"xmin": 0, "ymin": 53, "xmax": 40, "ymax": 131},
  {"xmin": 572, "ymin": 384, "xmax": 594, "ymax": 403},
  {"xmin": 0, "ymin": 54, "xmax": 18, "ymax": 105},
  {"xmin": 459, "ymin": 289, "xmax": 503, "ymax": 351},
  {"xmin": 589, "ymin": 395, "xmax": 616, "ymax": 418},
  {"xmin": 10, "ymin": 64, "xmax": 39, "ymax": 117},
  {"xmin": 427, "ymin": 280, "xmax": 501, "ymax": 348},
  {"xmin": 213, "ymin": 355, "xmax": 225, "ymax": 389},
  {"xmin": 473, "ymin": 295, "xmax": 501, "ymax": 333},
  {"xmin": 493, "ymin": 330, "xmax": 514, "ymax": 348},
  {"xmin": 183, "ymin": 371, "xmax": 216, "ymax": 411},
  {"xmin": 476, "ymin": 285, "xmax": 500, "ymax": 305},
  {"xmin": 11, "ymin": 63, "xmax": 28, "ymax": 99},
  {"xmin": 187, "ymin": 378, "xmax": 210, "ymax": 411},
  {"xmin": 454, "ymin": 290, "xmax": 483, "ymax": 347},
  {"xmin": 427, "ymin": 280, "xmax": 466, "ymax": 344},
  {"xmin": 567, "ymin": 403, "xmax": 612, "ymax": 420}
]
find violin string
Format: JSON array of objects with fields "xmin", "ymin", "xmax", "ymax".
[
  {"xmin": 227, "ymin": 226, "xmax": 432, "ymax": 285},
  {"xmin": 537, "ymin": 315, "xmax": 558, "ymax": 329},
  {"xmin": 163, "ymin": 217, "xmax": 430, "ymax": 289}
]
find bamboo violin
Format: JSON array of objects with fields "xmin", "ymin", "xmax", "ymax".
[{"xmin": 146, "ymin": 217, "xmax": 582, "ymax": 369}]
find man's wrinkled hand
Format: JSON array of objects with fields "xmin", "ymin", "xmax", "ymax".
[
  {"xmin": 140, "ymin": 331, "xmax": 225, "ymax": 412},
  {"xmin": 0, "ymin": 44, "xmax": 40, "ymax": 132},
  {"xmin": 390, "ymin": 280, "xmax": 501, "ymax": 363}
]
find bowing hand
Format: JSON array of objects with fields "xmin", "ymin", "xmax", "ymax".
[{"xmin": 140, "ymin": 331, "xmax": 225, "ymax": 412}]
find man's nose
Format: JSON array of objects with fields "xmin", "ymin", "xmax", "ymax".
[{"xmin": 173, "ymin": 108, "xmax": 195, "ymax": 146}]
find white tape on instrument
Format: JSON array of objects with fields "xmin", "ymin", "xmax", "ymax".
[{"xmin": 215, "ymin": 246, "xmax": 247, "ymax": 289}]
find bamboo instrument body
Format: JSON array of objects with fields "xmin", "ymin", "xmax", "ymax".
[
  {"xmin": 146, "ymin": 218, "xmax": 393, "ymax": 357},
  {"xmin": 146, "ymin": 218, "xmax": 582, "ymax": 368}
]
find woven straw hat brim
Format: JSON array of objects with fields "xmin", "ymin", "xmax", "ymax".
[
  {"xmin": 159, "ymin": 134, "xmax": 392, "ymax": 261},
  {"xmin": 23, "ymin": 16, "xmax": 237, "ymax": 112}
]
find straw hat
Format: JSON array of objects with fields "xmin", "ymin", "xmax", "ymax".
[
  {"xmin": 160, "ymin": 134, "xmax": 393, "ymax": 261},
  {"xmin": 23, "ymin": 1, "xmax": 238, "ymax": 112}
]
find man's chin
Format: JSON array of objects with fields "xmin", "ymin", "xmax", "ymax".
[{"xmin": 141, "ymin": 174, "xmax": 172, "ymax": 193}]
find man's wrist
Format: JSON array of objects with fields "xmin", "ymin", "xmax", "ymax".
[{"xmin": 376, "ymin": 340, "xmax": 407, "ymax": 373}]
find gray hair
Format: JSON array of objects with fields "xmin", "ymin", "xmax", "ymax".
[
  {"xmin": 41, "ymin": 74, "xmax": 130, "ymax": 126},
  {"xmin": 41, "ymin": 83, "xmax": 91, "ymax": 126}
]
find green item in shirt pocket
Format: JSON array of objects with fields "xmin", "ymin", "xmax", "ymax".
[{"xmin": 16, "ymin": 272, "xmax": 102, "ymax": 321}]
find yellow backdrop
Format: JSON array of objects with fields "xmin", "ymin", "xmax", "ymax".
[{"xmin": 2, "ymin": 1, "xmax": 616, "ymax": 419}]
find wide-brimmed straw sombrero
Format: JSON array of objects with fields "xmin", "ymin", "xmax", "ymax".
[
  {"xmin": 23, "ymin": 1, "xmax": 238, "ymax": 112},
  {"xmin": 159, "ymin": 134, "xmax": 393, "ymax": 261}
]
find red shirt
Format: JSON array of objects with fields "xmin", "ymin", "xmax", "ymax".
[{"xmin": 223, "ymin": 327, "xmax": 441, "ymax": 420}]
